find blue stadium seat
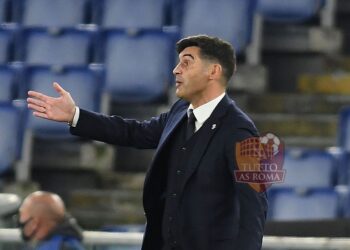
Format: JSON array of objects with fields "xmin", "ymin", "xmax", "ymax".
[
  {"xmin": 341, "ymin": 153, "xmax": 350, "ymax": 186},
  {"xmin": 268, "ymin": 188, "xmax": 340, "ymax": 221},
  {"xmin": 0, "ymin": 0, "xmax": 9, "ymax": 23},
  {"xmin": 276, "ymin": 148, "xmax": 336, "ymax": 188},
  {"xmin": 339, "ymin": 107, "xmax": 350, "ymax": 152},
  {"xmin": 24, "ymin": 65, "xmax": 102, "ymax": 136},
  {"xmin": 0, "ymin": 102, "xmax": 23, "ymax": 174},
  {"xmin": 257, "ymin": 0, "xmax": 338, "ymax": 53},
  {"xmin": 178, "ymin": 0, "xmax": 257, "ymax": 54},
  {"xmin": 94, "ymin": 0, "xmax": 167, "ymax": 29},
  {"xmin": 340, "ymin": 186, "xmax": 350, "ymax": 218},
  {"xmin": 100, "ymin": 29, "xmax": 177, "ymax": 103},
  {"xmin": 257, "ymin": 0, "xmax": 324, "ymax": 23},
  {"xmin": 0, "ymin": 64, "xmax": 19, "ymax": 101},
  {"xmin": 19, "ymin": 0, "xmax": 91, "ymax": 27},
  {"xmin": 331, "ymin": 149, "xmax": 350, "ymax": 186},
  {"xmin": 0, "ymin": 24, "xmax": 16, "ymax": 63},
  {"xmin": 326, "ymin": 147, "xmax": 348, "ymax": 185},
  {"xmin": 0, "ymin": 0, "xmax": 17, "ymax": 24},
  {"xmin": 20, "ymin": 27, "xmax": 96, "ymax": 66}
]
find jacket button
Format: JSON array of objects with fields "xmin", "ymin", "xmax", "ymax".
[
  {"xmin": 181, "ymin": 147, "xmax": 186, "ymax": 151},
  {"xmin": 172, "ymin": 193, "xmax": 177, "ymax": 197},
  {"xmin": 176, "ymin": 170, "xmax": 182, "ymax": 175}
]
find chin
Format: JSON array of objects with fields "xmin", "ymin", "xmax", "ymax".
[
  {"xmin": 175, "ymin": 89, "xmax": 191, "ymax": 102},
  {"xmin": 175, "ymin": 89, "xmax": 183, "ymax": 98}
]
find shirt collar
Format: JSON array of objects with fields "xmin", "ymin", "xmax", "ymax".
[{"xmin": 188, "ymin": 92, "xmax": 226, "ymax": 124}]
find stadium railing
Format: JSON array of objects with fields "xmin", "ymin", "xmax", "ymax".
[{"xmin": 1, "ymin": 228, "xmax": 350, "ymax": 249}]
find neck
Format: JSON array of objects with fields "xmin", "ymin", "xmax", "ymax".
[{"xmin": 190, "ymin": 89, "xmax": 225, "ymax": 109}]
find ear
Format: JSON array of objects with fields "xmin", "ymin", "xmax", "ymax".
[
  {"xmin": 24, "ymin": 217, "xmax": 38, "ymax": 236},
  {"xmin": 208, "ymin": 64, "xmax": 222, "ymax": 80}
]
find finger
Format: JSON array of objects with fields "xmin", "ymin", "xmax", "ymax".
[
  {"xmin": 28, "ymin": 103, "xmax": 46, "ymax": 113},
  {"xmin": 27, "ymin": 97, "xmax": 47, "ymax": 108},
  {"xmin": 28, "ymin": 91, "xmax": 50, "ymax": 102},
  {"xmin": 53, "ymin": 82, "xmax": 66, "ymax": 96},
  {"xmin": 33, "ymin": 111, "xmax": 49, "ymax": 119}
]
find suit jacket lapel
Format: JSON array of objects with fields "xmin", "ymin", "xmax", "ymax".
[
  {"xmin": 179, "ymin": 95, "xmax": 232, "ymax": 193},
  {"xmin": 158, "ymin": 107, "xmax": 187, "ymax": 151}
]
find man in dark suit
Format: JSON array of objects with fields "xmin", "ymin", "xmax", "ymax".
[{"xmin": 27, "ymin": 35, "xmax": 268, "ymax": 250}]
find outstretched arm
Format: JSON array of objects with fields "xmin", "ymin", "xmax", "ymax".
[
  {"xmin": 28, "ymin": 81, "xmax": 170, "ymax": 149},
  {"xmin": 27, "ymin": 82, "xmax": 76, "ymax": 123}
]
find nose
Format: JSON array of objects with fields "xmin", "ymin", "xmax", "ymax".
[{"xmin": 173, "ymin": 63, "xmax": 181, "ymax": 75}]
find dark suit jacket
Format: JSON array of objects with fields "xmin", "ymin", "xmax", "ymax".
[{"xmin": 70, "ymin": 94, "xmax": 268, "ymax": 250}]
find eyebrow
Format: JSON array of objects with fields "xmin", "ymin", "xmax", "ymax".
[{"xmin": 182, "ymin": 54, "xmax": 194, "ymax": 60}]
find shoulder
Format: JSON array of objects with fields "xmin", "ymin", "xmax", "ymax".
[{"xmin": 223, "ymin": 96, "xmax": 258, "ymax": 137}]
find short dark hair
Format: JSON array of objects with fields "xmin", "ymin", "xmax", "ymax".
[{"xmin": 176, "ymin": 35, "xmax": 236, "ymax": 82}]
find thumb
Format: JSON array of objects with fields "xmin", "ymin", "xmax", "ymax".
[{"xmin": 53, "ymin": 82, "xmax": 66, "ymax": 96}]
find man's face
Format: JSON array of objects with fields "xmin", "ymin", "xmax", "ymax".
[{"xmin": 173, "ymin": 46, "xmax": 211, "ymax": 102}]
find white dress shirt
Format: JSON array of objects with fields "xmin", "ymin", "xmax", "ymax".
[
  {"xmin": 188, "ymin": 92, "xmax": 226, "ymax": 132},
  {"xmin": 70, "ymin": 106, "xmax": 80, "ymax": 127}
]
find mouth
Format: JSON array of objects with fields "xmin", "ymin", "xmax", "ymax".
[{"xmin": 175, "ymin": 80, "xmax": 183, "ymax": 87}]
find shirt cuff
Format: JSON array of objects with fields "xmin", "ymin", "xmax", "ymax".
[{"xmin": 70, "ymin": 106, "xmax": 80, "ymax": 127}]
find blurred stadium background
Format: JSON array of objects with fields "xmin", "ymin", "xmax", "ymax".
[{"xmin": 1, "ymin": 0, "xmax": 350, "ymax": 249}]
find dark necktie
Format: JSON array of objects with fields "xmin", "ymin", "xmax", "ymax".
[{"xmin": 186, "ymin": 109, "xmax": 196, "ymax": 140}]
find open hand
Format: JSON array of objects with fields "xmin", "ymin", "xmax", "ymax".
[{"xmin": 27, "ymin": 82, "xmax": 76, "ymax": 123}]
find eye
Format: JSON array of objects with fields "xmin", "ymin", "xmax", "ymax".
[{"xmin": 182, "ymin": 60, "xmax": 189, "ymax": 67}]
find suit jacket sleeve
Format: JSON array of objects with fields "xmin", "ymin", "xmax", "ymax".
[
  {"xmin": 70, "ymin": 109, "xmax": 168, "ymax": 149},
  {"xmin": 225, "ymin": 128, "xmax": 268, "ymax": 250}
]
